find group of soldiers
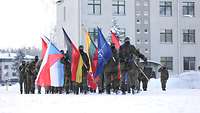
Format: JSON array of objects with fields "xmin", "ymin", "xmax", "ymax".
[{"xmin": 19, "ymin": 36, "xmax": 169, "ymax": 94}]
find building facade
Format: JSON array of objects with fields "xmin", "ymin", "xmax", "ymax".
[
  {"xmin": 55, "ymin": 0, "xmax": 200, "ymax": 75},
  {"xmin": 0, "ymin": 53, "xmax": 34, "ymax": 84}
]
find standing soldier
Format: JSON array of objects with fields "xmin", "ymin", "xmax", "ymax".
[
  {"xmin": 25, "ymin": 62, "xmax": 31, "ymax": 94},
  {"xmin": 79, "ymin": 45, "xmax": 90, "ymax": 94},
  {"xmin": 63, "ymin": 50, "xmax": 72, "ymax": 94},
  {"xmin": 104, "ymin": 43, "xmax": 119, "ymax": 94},
  {"xmin": 19, "ymin": 61, "xmax": 26, "ymax": 94},
  {"xmin": 119, "ymin": 37, "xmax": 147, "ymax": 94},
  {"xmin": 158, "ymin": 66, "xmax": 169, "ymax": 91},
  {"xmin": 28, "ymin": 56, "xmax": 39, "ymax": 94}
]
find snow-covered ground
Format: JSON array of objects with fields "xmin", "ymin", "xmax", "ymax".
[{"xmin": 1, "ymin": 71, "xmax": 200, "ymax": 113}]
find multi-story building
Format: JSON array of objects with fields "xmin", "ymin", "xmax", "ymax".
[
  {"xmin": 55, "ymin": 0, "xmax": 200, "ymax": 75},
  {"xmin": 0, "ymin": 53, "xmax": 34, "ymax": 84}
]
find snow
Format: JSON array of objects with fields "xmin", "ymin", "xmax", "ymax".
[{"xmin": 1, "ymin": 71, "xmax": 200, "ymax": 113}]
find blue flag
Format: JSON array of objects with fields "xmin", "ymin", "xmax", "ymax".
[{"xmin": 94, "ymin": 28, "xmax": 112, "ymax": 77}]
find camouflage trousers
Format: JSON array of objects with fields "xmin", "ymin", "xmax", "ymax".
[{"xmin": 120, "ymin": 63, "xmax": 139, "ymax": 94}]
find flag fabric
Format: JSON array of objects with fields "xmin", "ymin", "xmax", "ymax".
[
  {"xmin": 85, "ymin": 32, "xmax": 98, "ymax": 89},
  {"xmin": 85, "ymin": 32, "xmax": 98, "ymax": 74},
  {"xmin": 36, "ymin": 41, "xmax": 64, "ymax": 87},
  {"xmin": 111, "ymin": 32, "xmax": 121, "ymax": 80},
  {"xmin": 111, "ymin": 31, "xmax": 120, "ymax": 49},
  {"xmin": 62, "ymin": 28, "xmax": 83, "ymax": 83},
  {"xmin": 94, "ymin": 28, "xmax": 112, "ymax": 77},
  {"xmin": 41, "ymin": 36, "xmax": 49, "ymax": 59}
]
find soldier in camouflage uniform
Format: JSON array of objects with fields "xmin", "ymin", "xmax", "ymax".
[
  {"xmin": 79, "ymin": 45, "xmax": 90, "ymax": 94},
  {"xmin": 25, "ymin": 62, "xmax": 31, "ymax": 94},
  {"xmin": 119, "ymin": 37, "xmax": 147, "ymax": 94},
  {"xmin": 104, "ymin": 43, "xmax": 119, "ymax": 94},
  {"xmin": 27, "ymin": 56, "xmax": 39, "ymax": 94},
  {"xmin": 63, "ymin": 51, "xmax": 72, "ymax": 94},
  {"xmin": 158, "ymin": 66, "xmax": 169, "ymax": 91},
  {"xmin": 61, "ymin": 50, "xmax": 72, "ymax": 94},
  {"xmin": 138, "ymin": 66, "xmax": 151, "ymax": 91},
  {"xmin": 19, "ymin": 61, "xmax": 26, "ymax": 94}
]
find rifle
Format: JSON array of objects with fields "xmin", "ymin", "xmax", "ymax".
[{"xmin": 133, "ymin": 60, "xmax": 150, "ymax": 81}]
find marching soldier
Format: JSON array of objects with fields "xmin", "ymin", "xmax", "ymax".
[
  {"xmin": 119, "ymin": 37, "xmax": 147, "ymax": 94},
  {"xmin": 27, "ymin": 56, "xmax": 39, "ymax": 94},
  {"xmin": 104, "ymin": 43, "xmax": 119, "ymax": 94},
  {"xmin": 158, "ymin": 66, "xmax": 169, "ymax": 91},
  {"xmin": 19, "ymin": 61, "xmax": 26, "ymax": 94}
]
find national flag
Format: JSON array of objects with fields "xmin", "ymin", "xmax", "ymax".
[
  {"xmin": 85, "ymin": 32, "xmax": 98, "ymax": 74},
  {"xmin": 85, "ymin": 32, "xmax": 98, "ymax": 89},
  {"xmin": 111, "ymin": 31, "xmax": 121, "ymax": 80},
  {"xmin": 36, "ymin": 41, "xmax": 64, "ymax": 87},
  {"xmin": 94, "ymin": 27, "xmax": 112, "ymax": 77},
  {"xmin": 62, "ymin": 28, "xmax": 83, "ymax": 83}
]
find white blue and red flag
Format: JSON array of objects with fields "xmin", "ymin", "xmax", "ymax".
[{"xmin": 36, "ymin": 41, "xmax": 64, "ymax": 87}]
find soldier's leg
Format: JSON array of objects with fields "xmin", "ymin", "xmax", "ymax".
[
  {"xmin": 120, "ymin": 70, "xmax": 126, "ymax": 94},
  {"xmin": 113, "ymin": 73, "xmax": 119, "ymax": 94},
  {"xmin": 104, "ymin": 72, "xmax": 110, "ymax": 94},
  {"xmin": 37, "ymin": 85, "xmax": 41, "ymax": 94},
  {"xmin": 19, "ymin": 81, "xmax": 23, "ymax": 94},
  {"xmin": 142, "ymin": 79, "xmax": 148, "ymax": 91},
  {"xmin": 161, "ymin": 80, "xmax": 167, "ymax": 91},
  {"xmin": 82, "ymin": 75, "xmax": 88, "ymax": 94},
  {"xmin": 128, "ymin": 70, "xmax": 134, "ymax": 94}
]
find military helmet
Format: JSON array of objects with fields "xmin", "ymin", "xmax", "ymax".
[{"xmin": 124, "ymin": 37, "xmax": 130, "ymax": 42}]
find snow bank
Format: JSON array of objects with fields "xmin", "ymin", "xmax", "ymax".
[{"xmin": 149, "ymin": 71, "xmax": 200, "ymax": 89}]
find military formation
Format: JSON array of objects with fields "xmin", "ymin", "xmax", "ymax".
[{"xmin": 19, "ymin": 37, "xmax": 169, "ymax": 94}]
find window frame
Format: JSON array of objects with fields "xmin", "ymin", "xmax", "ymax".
[
  {"xmin": 160, "ymin": 29, "xmax": 173, "ymax": 43},
  {"xmin": 182, "ymin": 2, "xmax": 195, "ymax": 17},
  {"xmin": 183, "ymin": 29, "xmax": 195, "ymax": 43},
  {"xmin": 112, "ymin": 0, "xmax": 126, "ymax": 15},
  {"xmin": 88, "ymin": 0, "xmax": 101, "ymax": 15},
  {"xmin": 160, "ymin": 57, "xmax": 173, "ymax": 70},
  {"xmin": 160, "ymin": 1, "xmax": 172, "ymax": 16},
  {"xmin": 184, "ymin": 57, "xmax": 195, "ymax": 70}
]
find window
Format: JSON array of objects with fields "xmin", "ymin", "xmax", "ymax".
[
  {"xmin": 183, "ymin": 2, "xmax": 195, "ymax": 17},
  {"xmin": 160, "ymin": 1, "xmax": 172, "ymax": 16},
  {"xmin": 4, "ymin": 65, "xmax": 9, "ymax": 69},
  {"xmin": 160, "ymin": 29, "xmax": 173, "ymax": 43},
  {"xmin": 12, "ymin": 72, "xmax": 17, "ymax": 77},
  {"xmin": 160, "ymin": 57, "xmax": 173, "ymax": 70},
  {"xmin": 184, "ymin": 57, "xmax": 195, "ymax": 70},
  {"xmin": 136, "ymin": 19, "xmax": 140, "ymax": 24},
  {"xmin": 88, "ymin": 28, "xmax": 98, "ymax": 41},
  {"xmin": 112, "ymin": 0, "xmax": 125, "ymax": 15},
  {"xmin": 136, "ymin": 29, "xmax": 140, "ymax": 33},
  {"xmin": 88, "ymin": 0, "xmax": 101, "ymax": 15},
  {"xmin": 144, "ymin": 29, "xmax": 148, "ymax": 33},
  {"xmin": 145, "ymin": 49, "xmax": 148, "ymax": 53},
  {"xmin": 183, "ymin": 29, "xmax": 195, "ymax": 43}
]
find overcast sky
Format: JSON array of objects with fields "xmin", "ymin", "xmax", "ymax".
[{"xmin": 0, "ymin": 0, "xmax": 57, "ymax": 49}]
